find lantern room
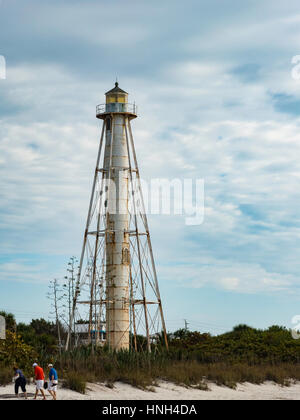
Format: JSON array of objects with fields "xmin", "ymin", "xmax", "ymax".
[
  {"xmin": 105, "ymin": 82, "xmax": 128, "ymax": 113},
  {"xmin": 96, "ymin": 82, "xmax": 137, "ymax": 118}
]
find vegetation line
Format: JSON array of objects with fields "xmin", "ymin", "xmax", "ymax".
[{"xmin": 1, "ymin": 311, "xmax": 300, "ymax": 393}]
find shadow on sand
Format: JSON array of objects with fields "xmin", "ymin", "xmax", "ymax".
[{"xmin": 0, "ymin": 393, "xmax": 35, "ymax": 399}]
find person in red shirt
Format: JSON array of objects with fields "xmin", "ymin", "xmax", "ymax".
[{"xmin": 32, "ymin": 363, "xmax": 46, "ymax": 400}]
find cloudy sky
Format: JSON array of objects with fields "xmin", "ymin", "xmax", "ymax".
[{"xmin": 1, "ymin": 0, "xmax": 300, "ymax": 333}]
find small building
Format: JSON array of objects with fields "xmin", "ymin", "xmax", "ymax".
[{"xmin": 75, "ymin": 322, "xmax": 106, "ymax": 346}]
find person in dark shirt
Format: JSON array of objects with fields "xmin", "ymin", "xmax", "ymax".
[{"xmin": 13, "ymin": 366, "xmax": 27, "ymax": 399}]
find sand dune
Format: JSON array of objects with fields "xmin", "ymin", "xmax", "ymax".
[{"xmin": 1, "ymin": 380, "xmax": 300, "ymax": 400}]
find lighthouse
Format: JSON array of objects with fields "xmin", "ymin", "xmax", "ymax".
[
  {"xmin": 66, "ymin": 83, "xmax": 168, "ymax": 352},
  {"xmin": 98, "ymin": 83, "xmax": 135, "ymax": 350}
]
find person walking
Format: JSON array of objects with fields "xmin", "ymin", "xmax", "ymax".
[
  {"xmin": 47, "ymin": 364, "xmax": 58, "ymax": 400},
  {"xmin": 13, "ymin": 366, "xmax": 27, "ymax": 399},
  {"xmin": 32, "ymin": 363, "xmax": 47, "ymax": 400}
]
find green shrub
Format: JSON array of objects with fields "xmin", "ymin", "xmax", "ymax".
[
  {"xmin": 0, "ymin": 331, "xmax": 37, "ymax": 374},
  {"xmin": 0, "ymin": 364, "xmax": 12, "ymax": 385}
]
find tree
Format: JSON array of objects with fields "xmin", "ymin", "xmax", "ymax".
[
  {"xmin": 47, "ymin": 279, "xmax": 64, "ymax": 355},
  {"xmin": 17, "ymin": 318, "xmax": 59, "ymax": 357},
  {"xmin": 30, "ymin": 318, "xmax": 56, "ymax": 336}
]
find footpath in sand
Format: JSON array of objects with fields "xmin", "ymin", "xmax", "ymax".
[{"xmin": 1, "ymin": 381, "xmax": 300, "ymax": 400}]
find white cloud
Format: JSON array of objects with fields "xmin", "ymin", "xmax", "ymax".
[{"xmin": 220, "ymin": 277, "xmax": 240, "ymax": 291}]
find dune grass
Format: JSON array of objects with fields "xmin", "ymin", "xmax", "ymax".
[
  {"xmin": 56, "ymin": 348, "xmax": 300, "ymax": 392},
  {"xmin": 62, "ymin": 371, "xmax": 87, "ymax": 394}
]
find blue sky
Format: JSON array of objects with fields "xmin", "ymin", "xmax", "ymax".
[{"xmin": 1, "ymin": 0, "xmax": 300, "ymax": 334}]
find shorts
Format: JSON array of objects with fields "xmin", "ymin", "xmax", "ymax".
[
  {"xmin": 49, "ymin": 381, "xmax": 58, "ymax": 392},
  {"xmin": 36, "ymin": 380, "xmax": 44, "ymax": 390},
  {"xmin": 15, "ymin": 377, "xmax": 26, "ymax": 394}
]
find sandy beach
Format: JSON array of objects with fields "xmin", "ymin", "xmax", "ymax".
[{"xmin": 1, "ymin": 381, "xmax": 300, "ymax": 400}]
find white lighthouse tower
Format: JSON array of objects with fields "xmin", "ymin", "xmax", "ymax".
[
  {"xmin": 102, "ymin": 83, "xmax": 132, "ymax": 350},
  {"xmin": 66, "ymin": 83, "xmax": 168, "ymax": 352}
]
